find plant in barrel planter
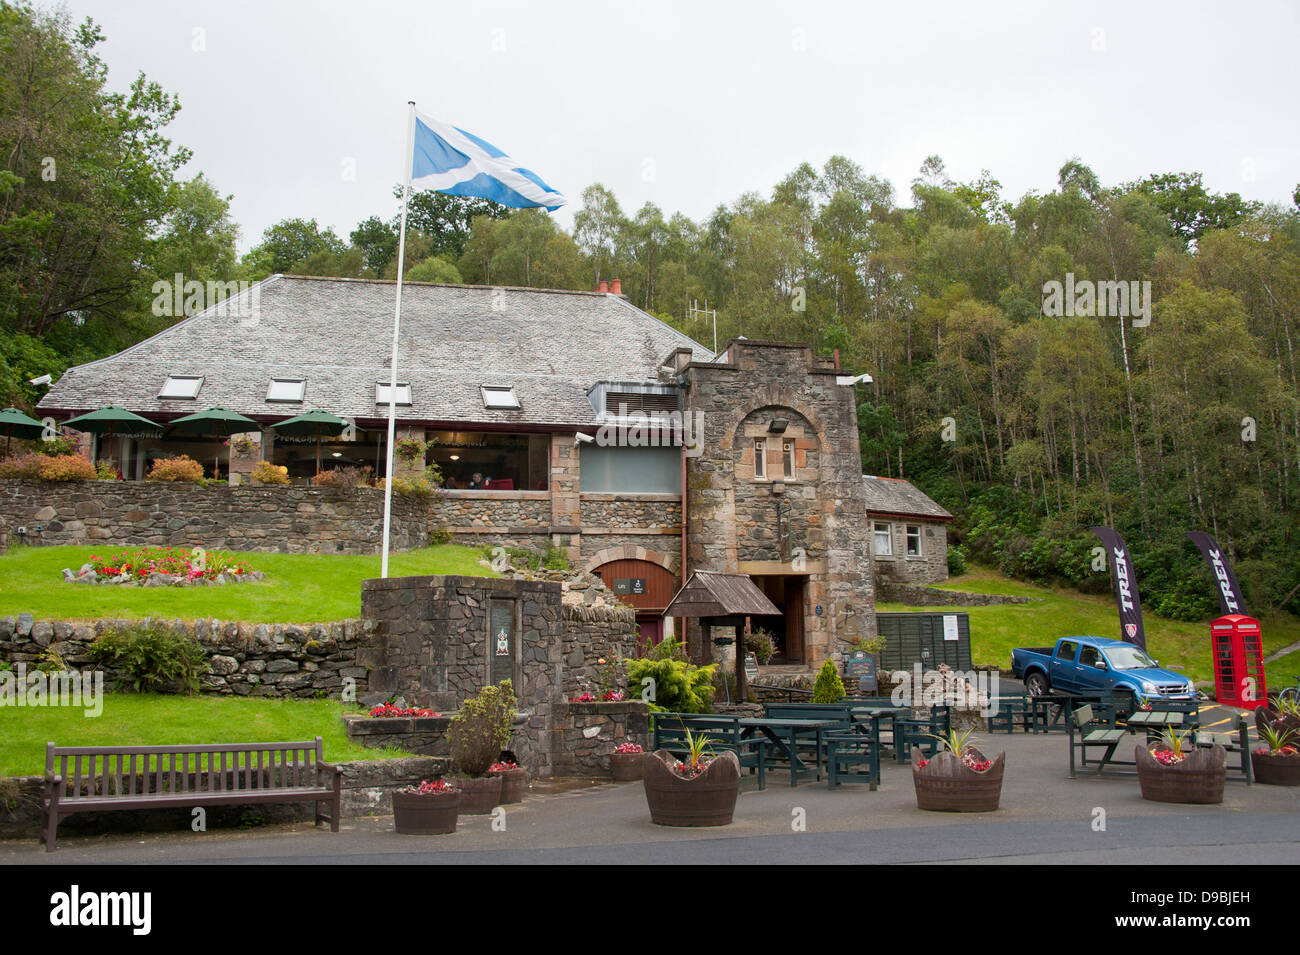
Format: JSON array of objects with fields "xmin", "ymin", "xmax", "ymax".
[
  {"xmin": 1257, "ymin": 695, "xmax": 1300, "ymax": 739},
  {"xmin": 610, "ymin": 742, "xmax": 644, "ymax": 782},
  {"xmin": 642, "ymin": 727, "xmax": 740, "ymax": 827},
  {"xmin": 911, "ymin": 728, "xmax": 1005, "ymax": 813},
  {"xmin": 447, "ymin": 680, "xmax": 517, "ymax": 814},
  {"xmin": 1251, "ymin": 724, "xmax": 1300, "ymax": 787},
  {"xmin": 392, "ymin": 778, "xmax": 461, "ymax": 835},
  {"xmin": 489, "ymin": 759, "xmax": 526, "ymax": 804},
  {"xmin": 1134, "ymin": 728, "xmax": 1226, "ymax": 804}
]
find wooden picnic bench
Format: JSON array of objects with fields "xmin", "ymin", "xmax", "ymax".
[
  {"xmin": 42, "ymin": 738, "xmax": 342, "ymax": 851},
  {"xmin": 1068, "ymin": 703, "xmax": 1129, "ymax": 775},
  {"xmin": 1192, "ymin": 716, "xmax": 1253, "ymax": 784},
  {"xmin": 763, "ymin": 703, "xmax": 884, "ymax": 788}
]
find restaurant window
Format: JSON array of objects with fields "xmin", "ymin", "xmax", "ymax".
[
  {"xmin": 906, "ymin": 525, "xmax": 922, "ymax": 556},
  {"xmin": 782, "ymin": 440, "xmax": 795, "ymax": 479},
  {"xmin": 580, "ymin": 445, "xmax": 679, "ymax": 494},
  {"xmin": 158, "ymin": 376, "xmax": 203, "ymax": 400},
  {"xmin": 481, "ymin": 385, "xmax": 520, "ymax": 409},
  {"xmin": 266, "ymin": 378, "xmax": 305, "ymax": 403},
  {"xmin": 376, "ymin": 383, "xmax": 412, "ymax": 406},
  {"xmin": 874, "ymin": 522, "xmax": 892, "ymax": 556},
  {"xmin": 753, "ymin": 438, "xmax": 766, "ymax": 479},
  {"xmin": 430, "ymin": 430, "xmax": 547, "ymax": 491}
]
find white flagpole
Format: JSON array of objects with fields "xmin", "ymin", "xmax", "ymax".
[{"xmin": 381, "ymin": 100, "xmax": 416, "ymax": 578}]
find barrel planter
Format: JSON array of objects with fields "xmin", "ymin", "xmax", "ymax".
[
  {"xmin": 610, "ymin": 752, "xmax": 644, "ymax": 782},
  {"xmin": 1255, "ymin": 706, "xmax": 1300, "ymax": 739},
  {"xmin": 911, "ymin": 747, "xmax": 1005, "ymax": 812},
  {"xmin": 392, "ymin": 789, "xmax": 461, "ymax": 835},
  {"xmin": 456, "ymin": 775, "xmax": 504, "ymax": 814},
  {"xmin": 642, "ymin": 750, "xmax": 740, "ymax": 827},
  {"xmin": 1251, "ymin": 750, "xmax": 1300, "ymax": 786},
  {"xmin": 491, "ymin": 766, "xmax": 526, "ymax": 804},
  {"xmin": 1134, "ymin": 744, "xmax": 1226, "ymax": 804}
]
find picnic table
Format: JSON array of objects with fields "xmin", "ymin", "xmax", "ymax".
[
  {"xmin": 1069, "ymin": 704, "xmax": 1203, "ymax": 776},
  {"xmin": 656, "ymin": 713, "xmax": 842, "ymax": 787}
]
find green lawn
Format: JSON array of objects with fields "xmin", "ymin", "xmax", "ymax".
[
  {"xmin": 880, "ymin": 565, "xmax": 1300, "ymax": 688},
  {"xmin": 0, "ymin": 694, "xmax": 411, "ymax": 777},
  {"xmin": 0, "ymin": 543, "xmax": 497, "ymax": 623}
]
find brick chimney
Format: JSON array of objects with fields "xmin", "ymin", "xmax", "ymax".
[{"xmin": 610, "ymin": 278, "xmax": 622, "ymax": 295}]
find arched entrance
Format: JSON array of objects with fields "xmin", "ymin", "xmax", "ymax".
[{"xmin": 592, "ymin": 558, "xmax": 677, "ymax": 652}]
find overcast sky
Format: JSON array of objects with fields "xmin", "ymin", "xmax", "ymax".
[{"xmin": 57, "ymin": 0, "xmax": 1300, "ymax": 253}]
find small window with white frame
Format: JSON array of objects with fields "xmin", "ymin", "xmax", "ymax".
[
  {"xmin": 754, "ymin": 438, "xmax": 766, "ymax": 479},
  {"xmin": 906, "ymin": 525, "xmax": 922, "ymax": 556},
  {"xmin": 873, "ymin": 522, "xmax": 892, "ymax": 556},
  {"xmin": 158, "ymin": 376, "xmax": 203, "ymax": 400},
  {"xmin": 376, "ymin": 382, "xmax": 412, "ymax": 406},
  {"xmin": 782, "ymin": 440, "xmax": 795, "ymax": 479},
  {"xmin": 266, "ymin": 378, "xmax": 305, "ymax": 403},
  {"xmin": 481, "ymin": 385, "xmax": 520, "ymax": 409}
]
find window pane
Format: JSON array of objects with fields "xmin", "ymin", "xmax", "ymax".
[
  {"xmin": 158, "ymin": 376, "xmax": 203, "ymax": 399},
  {"xmin": 874, "ymin": 523, "xmax": 892, "ymax": 556},
  {"xmin": 783, "ymin": 440, "xmax": 794, "ymax": 478},
  {"xmin": 754, "ymin": 439, "xmax": 765, "ymax": 478},
  {"xmin": 906, "ymin": 525, "xmax": 921, "ymax": 556},
  {"xmin": 376, "ymin": 383, "xmax": 411, "ymax": 405},
  {"xmin": 482, "ymin": 386, "xmax": 519, "ymax": 409},
  {"xmin": 267, "ymin": 379, "xmax": 305, "ymax": 402}
]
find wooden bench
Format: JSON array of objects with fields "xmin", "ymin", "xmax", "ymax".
[
  {"xmin": 892, "ymin": 706, "xmax": 951, "ymax": 763},
  {"xmin": 1192, "ymin": 717, "xmax": 1253, "ymax": 784},
  {"xmin": 989, "ymin": 695, "xmax": 1036, "ymax": 733},
  {"xmin": 43, "ymin": 738, "xmax": 342, "ymax": 851},
  {"xmin": 1068, "ymin": 703, "xmax": 1128, "ymax": 776},
  {"xmin": 651, "ymin": 715, "xmax": 768, "ymax": 790}
]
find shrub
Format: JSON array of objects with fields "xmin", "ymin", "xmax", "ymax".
[
  {"xmin": 0, "ymin": 452, "xmax": 95, "ymax": 480},
  {"xmin": 312, "ymin": 465, "xmax": 373, "ymax": 488},
  {"xmin": 95, "ymin": 459, "xmax": 118, "ymax": 480},
  {"xmin": 148, "ymin": 455, "xmax": 205, "ymax": 483},
  {"xmin": 34, "ymin": 433, "xmax": 79, "ymax": 457},
  {"xmin": 624, "ymin": 641, "xmax": 717, "ymax": 713},
  {"xmin": 89, "ymin": 622, "xmax": 208, "ymax": 694},
  {"xmin": 812, "ymin": 660, "xmax": 845, "ymax": 703},
  {"xmin": 947, "ymin": 543, "xmax": 968, "ymax": 577},
  {"xmin": 447, "ymin": 680, "xmax": 517, "ymax": 777},
  {"xmin": 429, "ymin": 528, "xmax": 453, "ymax": 545},
  {"xmin": 251, "ymin": 460, "xmax": 289, "ymax": 485},
  {"xmin": 744, "ymin": 627, "xmax": 776, "ymax": 664}
]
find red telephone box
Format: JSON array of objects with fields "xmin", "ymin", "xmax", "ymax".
[{"xmin": 1211, "ymin": 614, "xmax": 1266, "ymax": 709}]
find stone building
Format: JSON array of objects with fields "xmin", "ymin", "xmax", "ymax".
[
  {"xmin": 28, "ymin": 274, "xmax": 951, "ymax": 672},
  {"xmin": 861, "ymin": 475, "xmax": 953, "ymax": 586}
]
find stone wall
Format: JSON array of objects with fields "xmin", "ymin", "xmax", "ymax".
[
  {"xmin": 876, "ymin": 581, "xmax": 1033, "ymax": 607},
  {"xmin": 0, "ymin": 614, "xmax": 371, "ymax": 700},
  {"xmin": 360, "ymin": 573, "xmax": 637, "ymax": 777},
  {"xmin": 437, "ymin": 491, "xmax": 551, "ymax": 531},
  {"xmin": 579, "ymin": 494, "xmax": 681, "ymax": 531},
  {"xmin": 0, "ymin": 480, "xmax": 427, "ymax": 554},
  {"xmin": 548, "ymin": 701, "xmax": 650, "ymax": 776}
]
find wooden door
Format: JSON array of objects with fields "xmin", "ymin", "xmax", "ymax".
[{"xmin": 783, "ymin": 577, "xmax": 806, "ymax": 665}]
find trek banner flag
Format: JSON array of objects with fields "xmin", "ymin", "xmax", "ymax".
[
  {"xmin": 1186, "ymin": 531, "xmax": 1249, "ymax": 617},
  {"xmin": 1090, "ymin": 526, "xmax": 1147, "ymax": 650}
]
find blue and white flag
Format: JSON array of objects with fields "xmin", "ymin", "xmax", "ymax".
[{"xmin": 411, "ymin": 111, "xmax": 565, "ymax": 211}]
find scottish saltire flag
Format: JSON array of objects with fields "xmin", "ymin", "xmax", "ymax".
[{"xmin": 411, "ymin": 111, "xmax": 565, "ymax": 211}]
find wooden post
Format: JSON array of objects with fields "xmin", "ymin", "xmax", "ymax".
[{"xmin": 738, "ymin": 615, "xmax": 750, "ymax": 704}]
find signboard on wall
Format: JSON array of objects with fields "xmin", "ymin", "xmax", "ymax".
[
  {"xmin": 613, "ymin": 578, "xmax": 647, "ymax": 595},
  {"xmin": 943, "ymin": 615, "xmax": 959, "ymax": 642}
]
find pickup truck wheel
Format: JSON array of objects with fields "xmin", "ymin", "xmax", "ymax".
[{"xmin": 1025, "ymin": 673, "xmax": 1049, "ymax": 697}]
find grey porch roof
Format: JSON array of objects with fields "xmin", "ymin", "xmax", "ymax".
[
  {"xmin": 664, "ymin": 571, "xmax": 782, "ymax": 619},
  {"xmin": 861, "ymin": 475, "xmax": 953, "ymax": 521},
  {"xmin": 39, "ymin": 275, "xmax": 712, "ymax": 428}
]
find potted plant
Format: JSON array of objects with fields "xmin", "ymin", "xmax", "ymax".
[
  {"xmin": 911, "ymin": 728, "xmax": 1005, "ymax": 812},
  {"xmin": 1251, "ymin": 724, "xmax": 1300, "ymax": 786},
  {"xmin": 447, "ymin": 680, "xmax": 516, "ymax": 814},
  {"xmin": 610, "ymin": 742, "xmax": 644, "ymax": 782},
  {"xmin": 1134, "ymin": 727, "xmax": 1226, "ymax": 804},
  {"xmin": 642, "ymin": 727, "xmax": 740, "ymax": 827},
  {"xmin": 392, "ymin": 778, "xmax": 460, "ymax": 834},
  {"xmin": 1257, "ymin": 695, "xmax": 1300, "ymax": 738},
  {"xmin": 489, "ymin": 758, "xmax": 526, "ymax": 803}
]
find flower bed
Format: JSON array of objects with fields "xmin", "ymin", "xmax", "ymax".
[
  {"xmin": 369, "ymin": 703, "xmax": 440, "ymax": 718},
  {"xmin": 63, "ymin": 546, "xmax": 262, "ymax": 587}
]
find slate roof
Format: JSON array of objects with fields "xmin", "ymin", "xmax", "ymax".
[
  {"xmin": 39, "ymin": 275, "xmax": 712, "ymax": 428},
  {"xmin": 861, "ymin": 475, "xmax": 953, "ymax": 521},
  {"xmin": 664, "ymin": 571, "xmax": 782, "ymax": 618}
]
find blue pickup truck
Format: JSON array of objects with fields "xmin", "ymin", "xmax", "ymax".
[{"xmin": 1012, "ymin": 636, "xmax": 1197, "ymax": 710}]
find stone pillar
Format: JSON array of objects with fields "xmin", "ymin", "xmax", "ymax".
[
  {"xmin": 550, "ymin": 433, "xmax": 580, "ymax": 562},
  {"xmin": 228, "ymin": 430, "xmax": 262, "ymax": 485},
  {"xmin": 393, "ymin": 426, "xmax": 427, "ymax": 480}
]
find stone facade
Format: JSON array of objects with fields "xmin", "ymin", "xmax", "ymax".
[
  {"xmin": 0, "ymin": 614, "xmax": 371, "ymax": 700},
  {"xmin": 548, "ymin": 701, "xmax": 650, "ymax": 776},
  {"xmin": 359, "ymin": 573, "xmax": 637, "ymax": 777},
  {"xmin": 870, "ymin": 519, "xmax": 949, "ymax": 584},
  {"xmin": 671, "ymin": 341, "xmax": 877, "ymax": 667},
  {"xmin": 0, "ymin": 480, "xmax": 426, "ymax": 554}
]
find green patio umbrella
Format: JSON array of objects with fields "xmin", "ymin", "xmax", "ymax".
[
  {"xmin": 270, "ymin": 409, "xmax": 349, "ymax": 473},
  {"xmin": 0, "ymin": 407, "xmax": 45, "ymax": 457},
  {"xmin": 166, "ymin": 406, "xmax": 260, "ymax": 478},
  {"xmin": 61, "ymin": 405, "xmax": 162, "ymax": 466}
]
